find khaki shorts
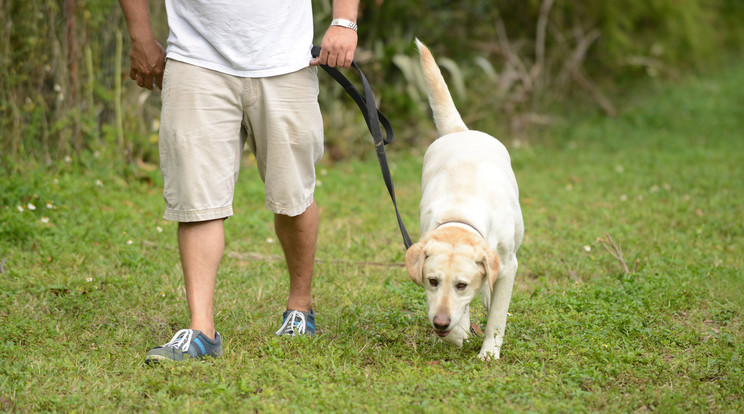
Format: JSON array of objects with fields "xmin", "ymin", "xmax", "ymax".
[{"xmin": 159, "ymin": 59, "xmax": 324, "ymax": 221}]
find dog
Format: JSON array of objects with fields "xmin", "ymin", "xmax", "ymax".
[{"xmin": 406, "ymin": 39, "xmax": 524, "ymax": 360}]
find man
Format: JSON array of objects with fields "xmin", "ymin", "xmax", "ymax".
[{"xmin": 118, "ymin": 0, "xmax": 359, "ymax": 363}]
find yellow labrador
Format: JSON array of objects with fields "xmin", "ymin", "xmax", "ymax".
[{"xmin": 406, "ymin": 40, "xmax": 524, "ymax": 360}]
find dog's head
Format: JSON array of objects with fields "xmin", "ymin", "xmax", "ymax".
[{"xmin": 405, "ymin": 226, "xmax": 499, "ymax": 339}]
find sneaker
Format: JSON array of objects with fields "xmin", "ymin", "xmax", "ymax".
[
  {"xmin": 144, "ymin": 329, "xmax": 222, "ymax": 365},
  {"xmin": 275, "ymin": 309, "xmax": 315, "ymax": 337}
]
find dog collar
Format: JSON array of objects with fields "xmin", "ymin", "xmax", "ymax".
[{"xmin": 435, "ymin": 221, "xmax": 485, "ymax": 239}]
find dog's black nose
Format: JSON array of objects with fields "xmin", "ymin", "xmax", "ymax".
[{"xmin": 433, "ymin": 314, "xmax": 450, "ymax": 330}]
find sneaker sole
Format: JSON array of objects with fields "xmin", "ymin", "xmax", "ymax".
[
  {"xmin": 144, "ymin": 353, "xmax": 221, "ymax": 365},
  {"xmin": 144, "ymin": 354, "xmax": 170, "ymax": 365}
]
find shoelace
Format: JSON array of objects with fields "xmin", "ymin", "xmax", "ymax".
[
  {"xmin": 275, "ymin": 311, "xmax": 306, "ymax": 336},
  {"xmin": 161, "ymin": 329, "xmax": 194, "ymax": 352}
]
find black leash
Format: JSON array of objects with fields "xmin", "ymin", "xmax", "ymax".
[{"xmin": 311, "ymin": 46, "xmax": 412, "ymax": 250}]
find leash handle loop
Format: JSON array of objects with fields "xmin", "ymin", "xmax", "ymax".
[{"xmin": 311, "ymin": 46, "xmax": 412, "ymax": 250}]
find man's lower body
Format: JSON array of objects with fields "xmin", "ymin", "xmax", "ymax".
[{"xmin": 145, "ymin": 59, "xmax": 323, "ymax": 364}]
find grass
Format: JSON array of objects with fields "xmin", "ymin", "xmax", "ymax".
[{"xmin": 1, "ymin": 62, "xmax": 743, "ymax": 412}]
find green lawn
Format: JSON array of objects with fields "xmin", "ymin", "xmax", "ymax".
[{"xmin": 1, "ymin": 63, "xmax": 742, "ymax": 412}]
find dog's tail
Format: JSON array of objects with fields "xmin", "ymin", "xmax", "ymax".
[{"xmin": 415, "ymin": 38, "xmax": 468, "ymax": 136}]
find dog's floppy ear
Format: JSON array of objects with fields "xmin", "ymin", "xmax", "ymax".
[
  {"xmin": 405, "ymin": 242, "xmax": 426, "ymax": 285},
  {"xmin": 480, "ymin": 247, "xmax": 500, "ymax": 292}
]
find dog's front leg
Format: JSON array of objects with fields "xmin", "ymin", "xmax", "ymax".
[{"xmin": 479, "ymin": 259, "xmax": 517, "ymax": 360}]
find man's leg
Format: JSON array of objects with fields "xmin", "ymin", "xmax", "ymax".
[
  {"xmin": 145, "ymin": 61, "xmax": 239, "ymax": 363},
  {"xmin": 247, "ymin": 67, "xmax": 323, "ymax": 335},
  {"xmin": 275, "ymin": 200, "xmax": 318, "ymax": 313},
  {"xmin": 179, "ymin": 219, "xmax": 225, "ymax": 340}
]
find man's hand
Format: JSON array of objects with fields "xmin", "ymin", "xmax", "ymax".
[
  {"xmin": 129, "ymin": 38, "xmax": 166, "ymax": 90},
  {"xmin": 310, "ymin": 26, "xmax": 358, "ymax": 69},
  {"xmin": 119, "ymin": 0, "xmax": 165, "ymax": 90}
]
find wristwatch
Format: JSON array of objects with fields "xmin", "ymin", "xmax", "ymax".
[{"xmin": 331, "ymin": 18, "xmax": 358, "ymax": 33}]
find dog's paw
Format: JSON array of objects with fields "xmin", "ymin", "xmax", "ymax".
[{"xmin": 478, "ymin": 347, "xmax": 500, "ymax": 361}]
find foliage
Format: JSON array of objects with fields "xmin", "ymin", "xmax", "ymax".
[
  {"xmin": 1, "ymin": 55, "xmax": 743, "ymax": 412},
  {"xmin": 1, "ymin": 0, "xmax": 744, "ymax": 164}
]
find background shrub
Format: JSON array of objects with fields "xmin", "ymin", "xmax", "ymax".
[{"xmin": 1, "ymin": 0, "xmax": 742, "ymax": 168}]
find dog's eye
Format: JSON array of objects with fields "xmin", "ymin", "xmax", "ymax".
[
  {"xmin": 455, "ymin": 282, "xmax": 468, "ymax": 291},
  {"xmin": 428, "ymin": 278, "xmax": 439, "ymax": 287}
]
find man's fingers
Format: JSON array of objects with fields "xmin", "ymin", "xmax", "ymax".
[
  {"xmin": 136, "ymin": 73, "xmax": 155, "ymax": 90},
  {"xmin": 314, "ymin": 49, "xmax": 353, "ymax": 68},
  {"xmin": 327, "ymin": 52, "xmax": 339, "ymax": 68},
  {"xmin": 339, "ymin": 51, "xmax": 354, "ymax": 69},
  {"xmin": 331, "ymin": 51, "xmax": 353, "ymax": 69},
  {"xmin": 309, "ymin": 41, "xmax": 355, "ymax": 69},
  {"xmin": 144, "ymin": 74, "xmax": 154, "ymax": 90}
]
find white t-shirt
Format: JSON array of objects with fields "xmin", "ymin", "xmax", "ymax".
[{"xmin": 164, "ymin": 0, "xmax": 314, "ymax": 77}]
